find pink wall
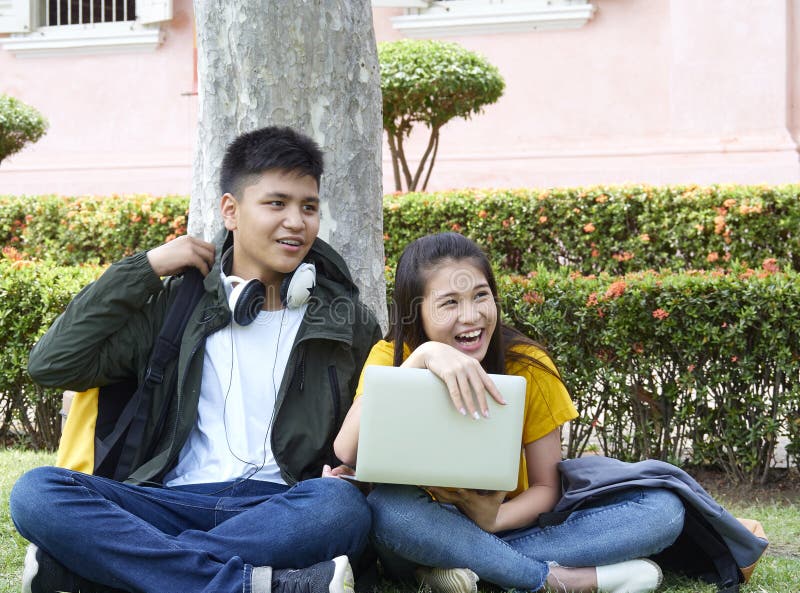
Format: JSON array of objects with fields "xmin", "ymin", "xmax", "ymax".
[
  {"xmin": 376, "ymin": 0, "xmax": 800, "ymax": 191},
  {"xmin": 0, "ymin": 0, "xmax": 196, "ymax": 195},
  {"xmin": 1, "ymin": 1, "xmax": 798, "ymax": 196}
]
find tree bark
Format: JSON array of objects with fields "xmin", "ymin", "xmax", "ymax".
[{"xmin": 190, "ymin": 1, "xmax": 387, "ymax": 328}]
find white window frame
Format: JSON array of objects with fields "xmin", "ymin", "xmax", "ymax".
[
  {"xmin": 373, "ymin": 0, "xmax": 596, "ymax": 37},
  {"xmin": 1, "ymin": 0, "xmax": 171, "ymax": 57}
]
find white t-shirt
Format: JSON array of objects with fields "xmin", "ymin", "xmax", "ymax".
[{"xmin": 165, "ymin": 301, "xmax": 306, "ymax": 487}]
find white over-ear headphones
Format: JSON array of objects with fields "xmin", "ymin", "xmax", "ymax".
[{"xmin": 224, "ymin": 262, "xmax": 316, "ymax": 326}]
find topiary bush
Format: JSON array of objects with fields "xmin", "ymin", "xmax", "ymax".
[
  {"xmin": 379, "ymin": 39, "xmax": 505, "ymax": 191},
  {"xmin": 0, "ymin": 95, "xmax": 49, "ymax": 165}
]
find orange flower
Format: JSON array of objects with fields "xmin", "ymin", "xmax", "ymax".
[
  {"xmin": 583, "ymin": 223, "xmax": 596, "ymax": 233},
  {"xmin": 739, "ymin": 204, "xmax": 762, "ymax": 215},
  {"xmin": 1, "ymin": 246, "xmax": 22, "ymax": 261},
  {"xmin": 523, "ymin": 292, "xmax": 544, "ymax": 305},
  {"xmin": 478, "ymin": 210, "xmax": 488, "ymax": 219},
  {"xmin": 605, "ymin": 280, "xmax": 627, "ymax": 299},
  {"xmin": 762, "ymin": 258, "xmax": 778, "ymax": 273},
  {"xmin": 639, "ymin": 234, "xmax": 650, "ymax": 243},
  {"xmin": 451, "ymin": 222, "xmax": 462, "ymax": 232},
  {"xmin": 706, "ymin": 252, "xmax": 719, "ymax": 263},
  {"xmin": 539, "ymin": 216, "xmax": 548, "ymax": 224},
  {"xmin": 652, "ymin": 308, "xmax": 669, "ymax": 320}
]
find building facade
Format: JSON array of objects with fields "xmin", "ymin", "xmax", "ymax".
[{"xmin": 1, "ymin": 0, "xmax": 799, "ymax": 195}]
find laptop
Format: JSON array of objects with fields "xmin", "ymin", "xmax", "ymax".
[{"xmin": 354, "ymin": 365, "xmax": 526, "ymax": 491}]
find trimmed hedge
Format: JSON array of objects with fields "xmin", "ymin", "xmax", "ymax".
[
  {"xmin": 1, "ymin": 194, "xmax": 187, "ymax": 265},
  {"xmin": 3, "ymin": 185, "xmax": 800, "ymax": 273},
  {"xmin": 499, "ymin": 266, "xmax": 799, "ymax": 483},
  {"xmin": 2, "ymin": 187, "xmax": 799, "ymax": 481},
  {"xmin": 0, "ymin": 259, "xmax": 102, "ymax": 448},
  {"xmin": 384, "ymin": 184, "xmax": 800, "ymax": 275},
  {"xmin": 1, "ymin": 258, "xmax": 797, "ymax": 482}
]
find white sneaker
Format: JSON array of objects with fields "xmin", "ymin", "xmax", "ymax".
[
  {"xmin": 415, "ymin": 567, "xmax": 479, "ymax": 593},
  {"xmin": 595, "ymin": 559, "xmax": 663, "ymax": 593}
]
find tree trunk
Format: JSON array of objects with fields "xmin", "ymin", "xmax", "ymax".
[{"xmin": 190, "ymin": 1, "xmax": 387, "ymax": 329}]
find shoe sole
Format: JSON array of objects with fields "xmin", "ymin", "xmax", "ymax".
[
  {"xmin": 329, "ymin": 555, "xmax": 354, "ymax": 593},
  {"xmin": 21, "ymin": 543, "xmax": 39, "ymax": 593},
  {"xmin": 641, "ymin": 559, "xmax": 663, "ymax": 590},
  {"xmin": 417, "ymin": 568, "xmax": 479, "ymax": 593}
]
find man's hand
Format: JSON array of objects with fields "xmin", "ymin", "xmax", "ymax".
[
  {"xmin": 147, "ymin": 236, "xmax": 216, "ymax": 277},
  {"xmin": 426, "ymin": 487, "xmax": 506, "ymax": 532},
  {"xmin": 321, "ymin": 464, "xmax": 356, "ymax": 479}
]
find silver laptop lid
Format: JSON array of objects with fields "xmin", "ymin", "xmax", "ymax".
[{"xmin": 355, "ymin": 365, "xmax": 526, "ymax": 491}]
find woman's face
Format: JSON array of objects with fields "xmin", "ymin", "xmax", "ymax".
[{"xmin": 420, "ymin": 259, "xmax": 498, "ymax": 362}]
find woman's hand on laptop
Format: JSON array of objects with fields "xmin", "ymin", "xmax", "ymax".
[
  {"xmin": 403, "ymin": 342, "xmax": 505, "ymax": 419},
  {"xmin": 426, "ymin": 487, "xmax": 507, "ymax": 532}
]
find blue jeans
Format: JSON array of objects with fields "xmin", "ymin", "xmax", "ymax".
[
  {"xmin": 368, "ymin": 484, "xmax": 685, "ymax": 592},
  {"xmin": 10, "ymin": 466, "xmax": 371, "ymax": 593}
]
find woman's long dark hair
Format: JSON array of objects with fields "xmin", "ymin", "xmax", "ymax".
[{"xmin": 386, "ymin": 233, "xmax": 561, "ymax": 380}]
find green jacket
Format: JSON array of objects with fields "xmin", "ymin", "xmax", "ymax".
[{"xmin": 29, "ymin": 231, "xmax": 382, "ymax": 486}]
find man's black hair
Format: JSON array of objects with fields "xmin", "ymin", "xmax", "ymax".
[{"xmin": 219, "ymin": 126, "xmax": 324, "ymax": 198}]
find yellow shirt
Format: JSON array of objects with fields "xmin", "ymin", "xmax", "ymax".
[{"xmin": 355, "ymin": 340, "xmax": 578, "ymax": 498}]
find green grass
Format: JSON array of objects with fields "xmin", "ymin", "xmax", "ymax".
[
  {"xmin": 1, "ymin": 449, "xmax": 798, "ymax": 593},
  {"xmin": 1, "ymin": 449, "xmax": 54, "ymax": 593}
]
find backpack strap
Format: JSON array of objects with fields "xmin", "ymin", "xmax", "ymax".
[{"xmin": 93, "ymin": 268, "xmax": 206, "ymax": 481}]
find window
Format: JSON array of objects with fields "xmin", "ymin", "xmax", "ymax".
[
  {"xmin": 44, "ymin": 0, "xmax": 137, "ymax": 26},
  {"xmin": 373, "ymin": 0, "xmax": 597, "ymax": 37},
  {"xmin": 0, "ymin": 0, "xmax": 172, "ymax": 56}
]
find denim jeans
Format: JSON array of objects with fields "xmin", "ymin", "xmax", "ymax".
[
  {"xmin": 368, "ymin": 484, "xmax": 685, "ymax": 592},
  {"xmin": 10, "ymin": 466, "xmax": 371, "ymax": 593}
]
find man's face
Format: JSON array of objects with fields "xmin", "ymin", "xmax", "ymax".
[{"xmin": 221, "ymin": 169, "xmax": 320, "ymax": 289}]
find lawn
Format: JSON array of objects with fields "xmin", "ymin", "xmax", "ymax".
[{"xmin": 1, "ymin": 449, "xmax": 798, "ymax": 593}]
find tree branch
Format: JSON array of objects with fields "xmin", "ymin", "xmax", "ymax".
[
  {"xmin": 386, "ymin": 132, "xmax": 403, "ymax": 192},
  {"xmin": 410, "ymin": 126, "xmax": 439, "ymax": 191},
  {"xmin": 421, "ymin": 128, "xmax": 440, "ymax": 191}
]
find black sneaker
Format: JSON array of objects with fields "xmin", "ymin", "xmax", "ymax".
[
  {"xmin": 271, "ymin": 556, "xmax": 354, "ymax": 593},
  {"xmin": 22, "ymin": 543, "xmax": 122, "ymax": 593}
]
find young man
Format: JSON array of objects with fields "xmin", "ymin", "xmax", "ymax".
[{"xmin": 11, "ymin": 126, "xmax": 382, "ymax": 593}]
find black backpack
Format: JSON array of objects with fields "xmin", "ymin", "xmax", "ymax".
[{"xmin": 90, "ymin": 268, "xmax": 206, "ymax": 481}]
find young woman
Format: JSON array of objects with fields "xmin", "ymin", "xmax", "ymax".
[{"xmin": 334, "ymin": 233, "xmax": 685, "ymax": 593}]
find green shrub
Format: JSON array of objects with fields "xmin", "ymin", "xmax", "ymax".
[
  {"xmin": 0, "ymin": 95, "xmax": 48, "ymax": 165},
  {"xmin": 0, "ymin": 258, "xmax": 101, "ymax": 448},
  {"xmin": 2, "ymin": 187, "xmax": 799, "ymax": 477},
  {"xmin": 0, "ymin": 194, "xmax": 188, "ymax": 265},
  {"xmin": 384, "ymin": 184, "xmax": 800, "ymax": 275},
  {"xmin": 4, "ymin": 185, "xmax": 800, "ymax": 274},
  {"xmin": 380, "ymin": 40, "xmax": 505, "ymax": 191},
  {"xmin": 499, "ymin": 266, "xmax": 800, "ymax": 483}
]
